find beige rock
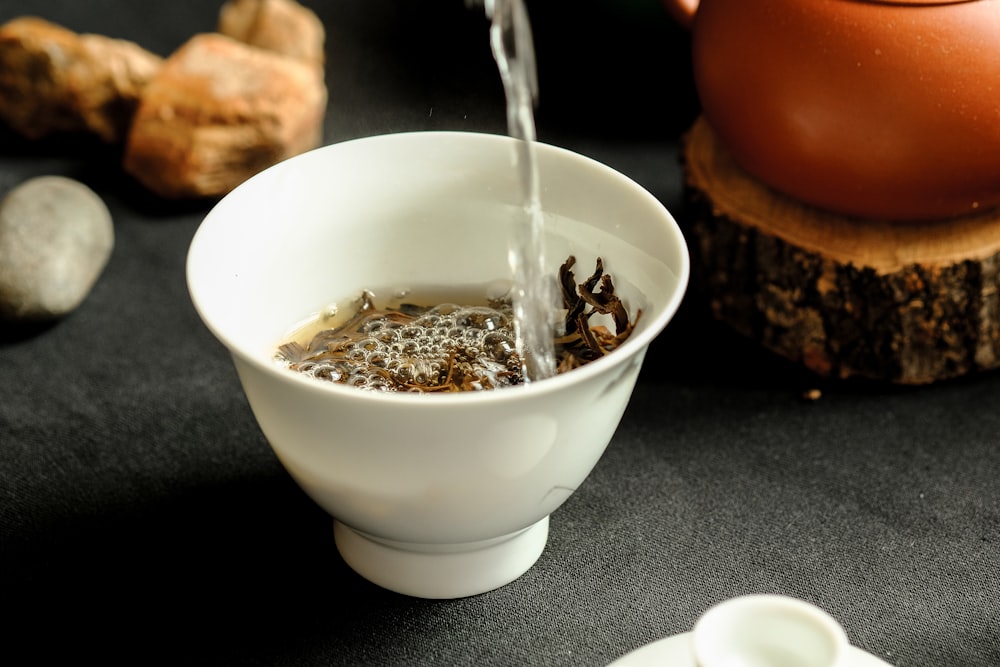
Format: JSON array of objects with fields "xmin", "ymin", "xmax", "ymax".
[
  {"xmin": 0, "ymin": 16, "xmax": 163, "ymax": 143},
  {"xmin": 122, "ymin": 32, "xmax": 327, "ymax": 199},
  {"xmin": 0, "ymin": 176, "xmax": 114, "ymax": 321},
  {"xmin": 218, "ymin": 0, "xmax": 325, "ymax": 67}
]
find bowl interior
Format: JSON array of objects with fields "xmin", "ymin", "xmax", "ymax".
[{"xmin": 187, "ymin": 131, "xmax": 688, "ymax": 377}]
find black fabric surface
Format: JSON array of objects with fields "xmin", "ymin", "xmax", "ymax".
[{"xmin": 1, "ymin": 1, "xmax": 998, "ymax": 665}]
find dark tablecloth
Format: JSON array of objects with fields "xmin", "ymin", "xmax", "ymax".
[{"xmin": 2, "ymin": 1, "xmax": 998, "ymax": 665}]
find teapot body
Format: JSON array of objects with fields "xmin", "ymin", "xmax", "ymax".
[{"xmin": 680, "ymin": 0, "xmax": 1000, "ymax": 221}]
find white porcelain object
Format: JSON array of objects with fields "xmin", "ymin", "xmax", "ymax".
[
  {"xmin": 692, "ymin": 595, "xmax": 850, "ymax": 667},
  {"xmin": 186, "ymin": 131, "xmax": 689, "ymax": 598},
  {"xmin": 608, "ymin": 594, "xmax": 893, "ymax": 667},
  {"xmin": 606, "ymin": 633, "xmax": 892, "ymax": 667}
]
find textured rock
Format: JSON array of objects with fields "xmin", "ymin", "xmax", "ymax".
[
  {"xmin": 122, "ymin": 32, "xmax": 327, "ymax": 199},
  {"xmin": 0, "ymin": 176, "xmax": 115, "ymax": 321},
  {"xmin": 0, "ymin": 16, "xmax": 163, "ymax": 143},
  {"xmin": 219, "ymin": 0, "xmax": 325, "ymax": 66}
]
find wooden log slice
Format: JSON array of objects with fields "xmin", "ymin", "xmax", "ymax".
[{"xmin": 681, "ymin": 115, "xmax": 1000, "ymax": 384}]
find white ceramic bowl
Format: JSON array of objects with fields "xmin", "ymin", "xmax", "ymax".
[{"xmin": 186, "ymin": 131, "xmax": 689, "ymax": 598}]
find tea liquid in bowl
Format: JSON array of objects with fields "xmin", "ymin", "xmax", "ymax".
[{"xmin": 273, "ymin": 255, "xmax": 641, "ymax": 393}]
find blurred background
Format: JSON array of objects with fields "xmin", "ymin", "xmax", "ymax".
[{"xmin": 0, "ymin": 0, "xmax": 701, "ymax": 182}]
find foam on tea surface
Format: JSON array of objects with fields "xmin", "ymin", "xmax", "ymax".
[{"xmin": 276, "ymin": 288, "xmax": 523, "ymax": 392}]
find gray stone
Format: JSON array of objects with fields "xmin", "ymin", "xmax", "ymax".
[{"xmin": 0, "ymin": 175, "xmax": 114, "ymax": 321}]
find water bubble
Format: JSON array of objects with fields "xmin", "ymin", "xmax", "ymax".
[
  {"xmin": 484, "ymin": 332, "xmax": 515, "ymax": 361},
  {"xmin": 367, "ymin": 352, "xmax": 388, "ymax": 368},
  {"xmin": 314, "ymin": 362, "xmax": 348, "ymax": 382},
  {"xmin": 358, "ymin": 337, "xmax": 380, "ymax": 351}
]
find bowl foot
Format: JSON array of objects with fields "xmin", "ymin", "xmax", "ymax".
[{"xmin": 333, "ymin": 516, "xmax": 550, "ymax": 598}]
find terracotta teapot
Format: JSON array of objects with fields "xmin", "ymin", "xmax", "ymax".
[{"xmin": 663, "ymin": 0, "xmax": 1000, "ymax": 221}]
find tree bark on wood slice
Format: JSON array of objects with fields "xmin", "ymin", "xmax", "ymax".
[{"xmin": 681, "ymin": 115, "xmax": 1000, "ymax": 385}]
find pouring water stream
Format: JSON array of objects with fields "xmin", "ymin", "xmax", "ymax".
[{"xmin": 482, "ymin": 0, "xmax": 561, "ymax": 382}]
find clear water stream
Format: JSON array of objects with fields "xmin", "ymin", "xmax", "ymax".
[{"xmin": 482, "ymin": 0, "xmax": 561, "ymax": 382}]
